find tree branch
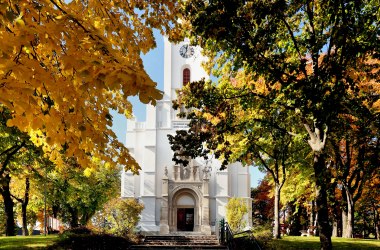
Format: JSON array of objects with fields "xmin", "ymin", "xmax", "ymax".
[{"xmin": 0, "ymin": 141, "xmax": 26, "ymax": 176}]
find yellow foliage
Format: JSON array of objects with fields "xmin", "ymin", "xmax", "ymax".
[
  {"xmin": 0, "ymin": 0, "xmax": 181, "ymax": 172},
  {"xmin": 226, "ymin": 197, "xmax": 248, "ymax": 233}
]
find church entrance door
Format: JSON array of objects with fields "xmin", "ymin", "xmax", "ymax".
[{"xmin": 177, "ymin": 208, "xmax": 194, "ymax": 231}]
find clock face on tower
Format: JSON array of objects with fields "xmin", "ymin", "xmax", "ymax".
[{"xmin": 179, "ymin": 44, "xmax": 195, "ymax": 58}]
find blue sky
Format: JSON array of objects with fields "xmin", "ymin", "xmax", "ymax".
[{"xmin": 111, "ymin": 31, "xmax": 265, "ymax": 188}]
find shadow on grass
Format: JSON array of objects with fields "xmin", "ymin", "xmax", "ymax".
[
  {"xmin": 269, "ymin": 236, "xmax": 380, "ymax": 250},
  {"xmin": 0, "ymin": 235, "xmax": 58, "ymax": 249},
  {"xmin": 47, "ymin": 233, "xmax": 133, "ymax": 250}
]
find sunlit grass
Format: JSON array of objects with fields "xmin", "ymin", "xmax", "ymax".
[
  {"xmin": 269, "ymin": 236, "xmax": 380, "ymax": 250},
  {"xmin": 0, "ymin": 235, "xmax": 58, "ymax": 249}
]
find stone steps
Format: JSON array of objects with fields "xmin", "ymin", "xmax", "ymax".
[{"xmin": 130, "ymin": 235, "xmax": 227, "ymax": 250}]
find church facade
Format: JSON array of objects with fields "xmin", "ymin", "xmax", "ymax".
[{"xmin": 121, "ymin": 38, "xmax": 252, "ymax": 235}]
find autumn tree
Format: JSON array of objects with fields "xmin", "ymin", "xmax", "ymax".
[
  {"xmin": 251, "ymin": 178, "xmax": 274, "ymax": 227},
  {"xmin": 356, "ymin": 168, "xmax": 380, "ymax": 239},
  {"xmin": 43, "ymin": 158, "xmax": 120, "ymax": 228},
  {"xmin": 180, "ymin": 1, "xmax": 379, "ymax": 249},
  {"xmin": 329, "ymin": 115, "xmax": 380, "ymax": 238},
  {"xmin": 0, "ymin": 0, "xmax": 181, "ymax": 173},
  {"xmin": 92, "ymin": 198, "xmax": 144, "ymax": 237}
]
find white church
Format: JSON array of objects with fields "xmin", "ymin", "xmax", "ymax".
[{"xmin": 121, "ymin": 38, "xmax": 252, "ymax": 235}]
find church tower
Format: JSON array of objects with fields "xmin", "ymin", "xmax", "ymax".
[{"xmin": 121, "ymin": 38, "xmax": 252, "ymax": 235}]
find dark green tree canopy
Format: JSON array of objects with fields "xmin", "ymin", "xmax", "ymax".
[{"xmin": 184, "ymin": 0, "xmax": 379, "ymax": 125}]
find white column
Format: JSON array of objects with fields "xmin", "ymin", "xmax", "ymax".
[
  {"xmin": 201, "ymin": 171, "xmax": 211, "ymax": 234},
  {"xmin": 160, "ymin": 168, "xmax": 169, "ymax": 234}
]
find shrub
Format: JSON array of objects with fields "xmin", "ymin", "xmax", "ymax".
[
  {"xmin": 91, "ymin": 198, "xmax": 144, "ymax": 238},
  {"xmin": 49, "ymin": 231, "xmax": 133, "ymax": 250}
]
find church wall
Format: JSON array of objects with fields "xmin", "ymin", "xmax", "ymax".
[
  {"xmin": 215, "ymin": 171, "xmax": 229, "ymax": 197},
  {"xmin": 142, "ymin": 146, "xmax": 156, "ymax": 172},
  {"xmin": 142, "ymin": 172, "xmax": 156, "ymax": 196},
  {"xmin": 154, "ymin": 128, "xmax": 176, "ymax": 225},
  {"xmin": 146, "ymin": 104, "xmax": 156, "ymax": 129},
  {"xmin": 143, "ymin": 129, "xmax": 156, "ymax": 147}
]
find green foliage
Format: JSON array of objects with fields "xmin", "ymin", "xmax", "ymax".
[
  {"xmin": 280, "ymin": 165, "xmax": 315, "ymax": 205},
  {"xmin": 92, "ymin": 198, "xmax": 144, "ymax": 237},
  {"xmin": 26, "ymin": 210, "xmax": 37, "ymax": 236},
  {"xmin": 168, "ymin": 129, "xmax": 211, "ymax": 167},
  {"xmin": 44, "ymin": 159, "xmax": 121, "ymax": 228},
  {"xmin": 226, "ymin": 197, "xmax": 248, "ymax": 233}
]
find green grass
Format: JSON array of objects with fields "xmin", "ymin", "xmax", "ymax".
[
  {"xmin": 269, "ymin": 236, "xmax": 380, "ymax": 250},
  {"xmin": 0, "ymin": 235, "xmax": 58, "ymax": 249}
]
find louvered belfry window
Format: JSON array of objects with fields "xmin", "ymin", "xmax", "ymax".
[{"xmin": 183, "ymin": 68, "xmax": 190, "ymax": 85}]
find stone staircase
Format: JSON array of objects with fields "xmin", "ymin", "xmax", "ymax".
[{"xmin": 130, "ymin": 235, "xmax": 227, "ymax": 250}]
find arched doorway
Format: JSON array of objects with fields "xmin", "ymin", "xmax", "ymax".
[
  {"xmin": 176, "ymin": 195, "xmax": 195, "ymax": 231},
  {"xmin": 170, "ymin": 188, "xmax": 201, "ymax": 232}
]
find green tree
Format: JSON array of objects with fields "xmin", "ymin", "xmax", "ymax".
[
  {"xmin": 226, "ymin": 197, "xmax": 248, "ymax": 233},
  {"xmin": 11, "ymin": 161, "xmax": 48, "ymax": 236},
  {"xmin": 0, "ymin": 106, "xmax": 40, "ymax": 236},
  {"xmin": 181, "ymin": 1, "xmax": 379, "ymax": 249},
  {"xmin": 43, "ymin": 158, "xmax": 120, "ymax": 228}
]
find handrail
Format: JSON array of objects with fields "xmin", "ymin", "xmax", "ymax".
[
  {"xmin": 225, "ymin": 222, "xmax": 235, "ymax": 250},
  {"xmin": 219, "ymin": 219, "xmax": 262, "ymax": 250},
  {"xmin": 218, "ymin": 219, "xmax": 235, "ymax": 249}
]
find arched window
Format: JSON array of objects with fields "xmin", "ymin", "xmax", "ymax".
[{"xmin": 183, "ymin": 68, "xmax": 190, "ymax": 85}]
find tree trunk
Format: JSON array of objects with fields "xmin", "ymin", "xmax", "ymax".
[
  {"xmin": 21, "ymin": 203, "xmax": 28, "ymax": 236},
  {"xmin": 313, "ymin": 152, "xmax": 332, "ymax": 250},
  {"xmin": 288, "ymin": 202, "xmax": 301, "ymax": 236},
  {"xmin": 342, "ymin": 208, "xmax": 347, "ymax": 237},
  {"xmin": 80, "ymin": 210, "xmax": 96, "ymax": 226},
  {"xmin": 310, "ymin": 200, "xmax": 315, "ymax": 228},
  {"xmin": 68, "ymin": 207, "xmax": 79, "ymax": 228},
  {"xmin": 273, "ymin": 183, "xmax": 281, "ymax": 239},
  {"xmin": 374, "ymin": 208, "xmax": 379, "ymax": 240},
  {"xmin": 0, "ymin": 174, "xmax": 16, "ymax": 236},
  {"xmin": 344, "ymin": 189, "xmax": 354, "ymax": 238},
  {"xmin": 332, "ymin": 221, "xmax": 338, "ymax": 237},
  {"xmin": 21, "ymin": 177, "xmax": 30, "ymax": 236}
]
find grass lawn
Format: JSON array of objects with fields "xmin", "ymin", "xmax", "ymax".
[
  {"xmin": 270, "ymin": 236, "xmax": 380, "ymax": 250},
  {"xmin": 0, "ymin": 235, "xmax": 58, "ymax": 249}
]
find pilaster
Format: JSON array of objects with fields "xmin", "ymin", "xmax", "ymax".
[
  {"xmin": 159, "ymin": 167, "xmax": 169, "ymax": 234},
  {"xmin": 201, "ymin": 174, "xmax": 211, "ymax": 234}
]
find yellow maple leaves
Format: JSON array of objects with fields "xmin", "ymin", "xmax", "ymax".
[{"xmin": 0, "ymin": 0, "xmax": 181, "ymax": 172}]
